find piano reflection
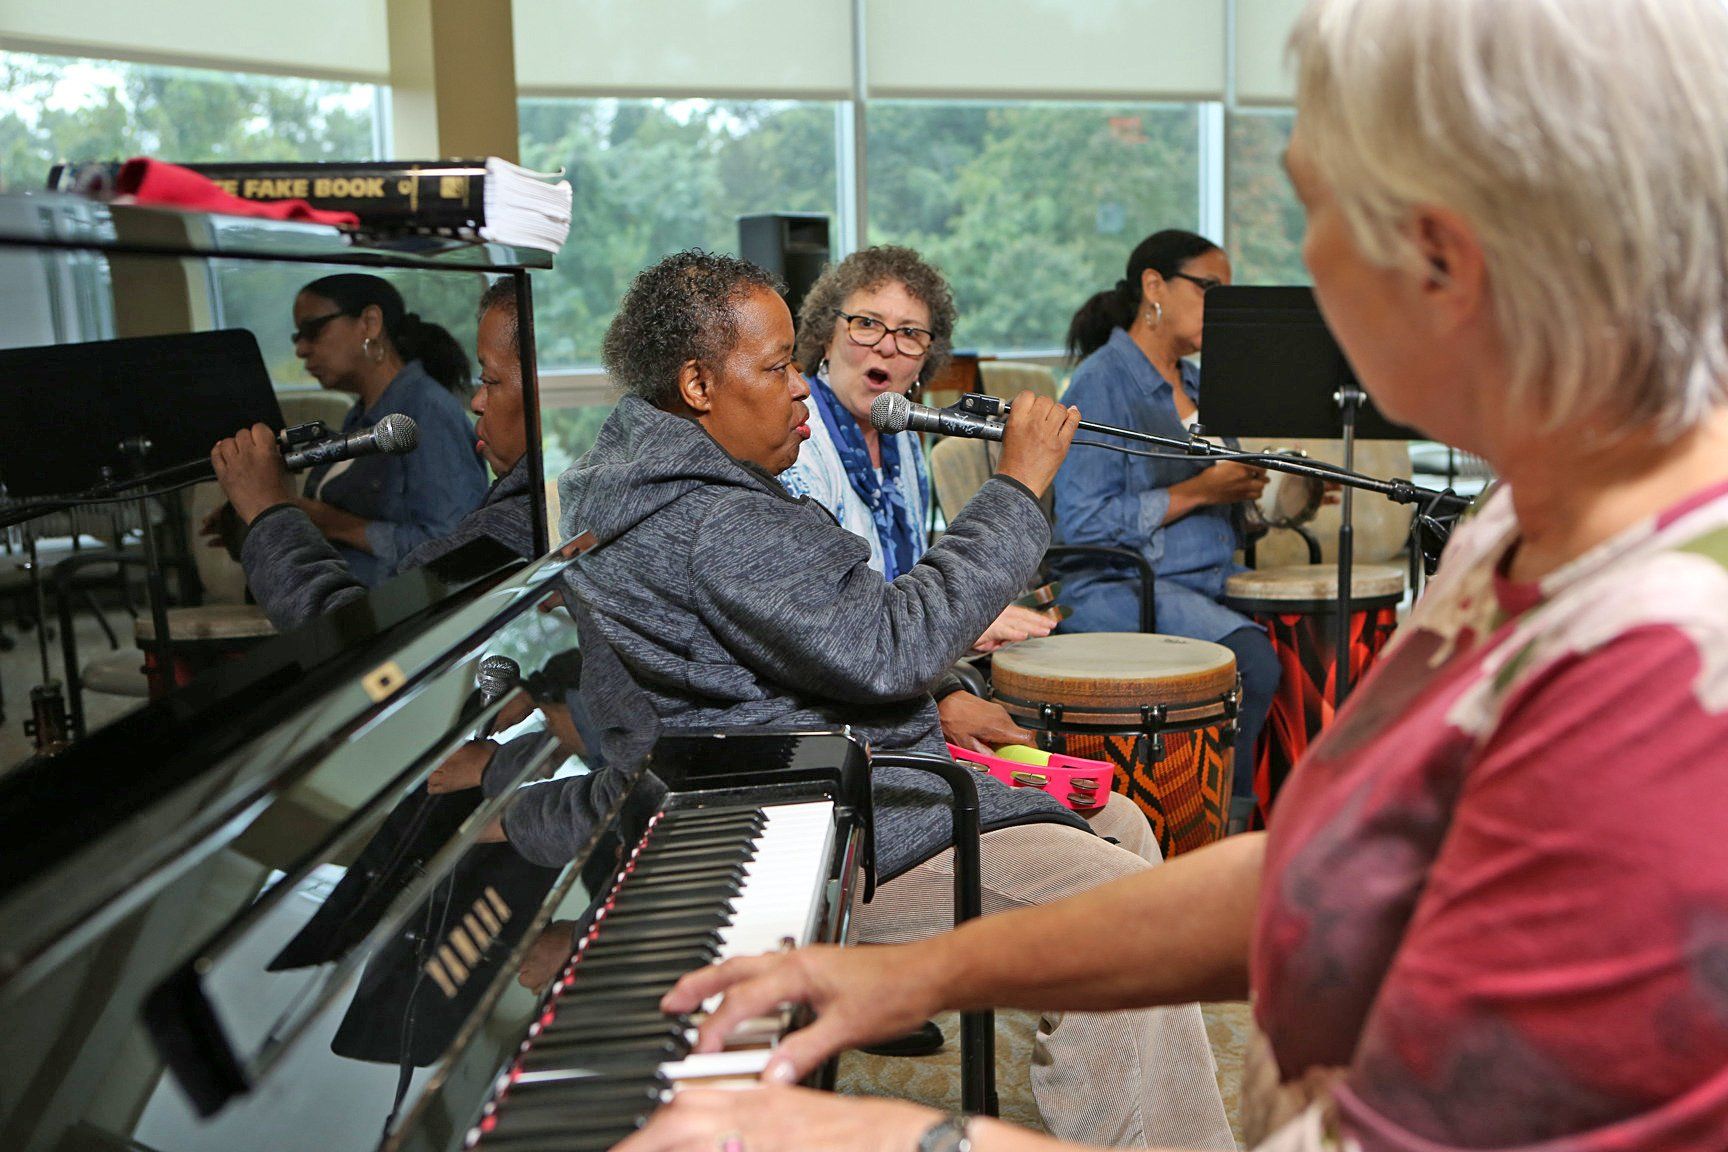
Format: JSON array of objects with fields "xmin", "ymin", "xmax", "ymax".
[{"xmin": 0, "ymin": 542, "xmax": 872, "ymax": 1152}]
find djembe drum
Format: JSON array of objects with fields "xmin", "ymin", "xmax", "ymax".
[
  {"xmin": 991, "ymin": 633, "xmax": 1239, "ymax": 858},
  {"xmin": 1223, "ymin": 562, "xmax": 1404, "ymax": 824},
  {"xmin": 137, "ymin": 604, "xmax": 277, "ymax": 698}
]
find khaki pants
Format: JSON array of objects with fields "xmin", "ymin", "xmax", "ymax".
[{"xmin": 851, "ymin": 793, "xmax": 1236, "ymax": 1150}]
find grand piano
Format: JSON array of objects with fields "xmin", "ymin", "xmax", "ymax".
[{"xmin": 0, "ymin": 538, "xmax": 873, "ymax": 1152}]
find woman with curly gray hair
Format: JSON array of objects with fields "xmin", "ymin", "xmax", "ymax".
[{"xmin": 781, "ymin": 248, "xmax": 1063, "ymax": 753}]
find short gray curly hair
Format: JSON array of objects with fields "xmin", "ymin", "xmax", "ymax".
[
  {"xmin": 1290, "ymin": 0, "xmax": 1728, "ymax": 439},
  {"xmin": 794, "ymin": 246, "xmax": 957, "ymax": 387},
  {"xmin": 602, "ymin": 250, "xmax": 783, "ymax": 409}
]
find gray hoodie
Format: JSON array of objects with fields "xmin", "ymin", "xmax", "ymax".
[
  {"xmin": 554, "ymin": 395, "xmax": 1086, "ymax": 881},
  {"xmin": 241, "ymin": 456, "xmax": 538, "ymax": 632}
]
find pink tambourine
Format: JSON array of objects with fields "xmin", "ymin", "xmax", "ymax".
[{"xmin": 946, "ymin": 743, "xmax": 1113, "ymax": 812}]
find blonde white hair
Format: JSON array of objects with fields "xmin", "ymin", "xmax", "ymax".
[{"xmin": 1289, "ymin": 0, "xmax": 1728, "ymax": 438}]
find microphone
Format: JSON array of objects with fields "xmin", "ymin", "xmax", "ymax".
[
  {"xmin": 477, "ymin": 654, "xmax": 522, "ymax": 706},
  {"xmin": 282, "ymin": 413, "xmax": 419, "ymax": 470},
  {"xmin": 870, "ymin": 393, "xmax": 1006, "ymax": 442}
]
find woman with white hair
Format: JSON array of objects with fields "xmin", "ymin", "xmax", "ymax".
[{"xmin": 614, "ymin": 1, "xmax": 1728, "ymax": 1149}]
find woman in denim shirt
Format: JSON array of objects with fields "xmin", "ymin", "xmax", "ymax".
[
  {"xmin": 1052, "ymin": 230, "xmax": 1278, "ymax": 827},
  {"xmin": 287, "ymin": 274, "xmax": 490, "ymax": 585}
]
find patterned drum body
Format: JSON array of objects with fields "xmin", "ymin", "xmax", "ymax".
[
  {"xmin": 1223, "ymin": 563, "xmax": 1404, "ymax": 825},
  {"xmin": 991, "ymin": 633, "xmax": 1239, "ymax": 858}
]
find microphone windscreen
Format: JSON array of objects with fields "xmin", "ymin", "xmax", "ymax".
[
  {"xmin": 870, "ymin": 392, "xmax": 910, "ymax": 434},
  {"xmin": 374, "ymin": 412, "xmax": 420, "ymax": 454},
  {"xmin": 477, "ymin": 654, "xmax": 521, "ymax": 702}
]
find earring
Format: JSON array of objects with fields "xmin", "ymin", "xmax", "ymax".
[
  {"xmin": 1146, "ymin": 301, "xmax": 1163, "ymax": 329},
  {"xmin": 363, "ymin": 336, "xmax": 385, "ymax": 364}
]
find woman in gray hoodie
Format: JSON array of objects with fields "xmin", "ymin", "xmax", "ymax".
[{"xmin": 548, "ymin": 251, "xmax": 1232, "ymax": 1150}]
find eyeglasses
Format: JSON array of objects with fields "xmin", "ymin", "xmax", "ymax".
[
  {"xmin": 834, "ymin": 310, "xmax": 934, "ymax": 356},
  {"xmin": 1168, "ymin": 272, "xmax": 1223, "ymax": 294},
  {"xmin": 290, "ymin": 311, "xmax": 349, "ymax": 345}
]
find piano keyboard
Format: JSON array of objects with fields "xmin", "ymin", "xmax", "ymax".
[{"xmin": 465, "ymin": 798, "xmax": 837, "ymax": 1151}]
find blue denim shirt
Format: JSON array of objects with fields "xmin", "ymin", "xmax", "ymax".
[
  {"xmin": 1052, "ymin": 327, "xmax": 1248, "ymax": 640},
  {"xmin": 302, "ymin": 359, "xmax": 489, "ymax": 586}
]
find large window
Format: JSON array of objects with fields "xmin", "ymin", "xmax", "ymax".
[
  {"xmin": 0, "ymin": 51, "xmax": 382, "ymax": 190},
  {"xmin": 1226, "ymin": 109, "xmax": 1306, "ymax": 285},
  {"xmin": 868, "ymin": 101, "xmax": 1202, "ymax": 354},
  {"xmin": 519, "ymin": 97, "xmax": 841, "ymax": 372}
]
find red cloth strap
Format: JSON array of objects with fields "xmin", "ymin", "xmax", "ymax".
[{"xmin": 115, "ymin": 158, "xmax": 360, "ymax": 227}]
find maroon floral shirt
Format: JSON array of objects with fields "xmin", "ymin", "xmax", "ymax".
[{"xmin": 1254, "ymin": 482, "xmax": 1728, "ymax": 1150}]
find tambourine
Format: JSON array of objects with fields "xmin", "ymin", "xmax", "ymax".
[{"xmin": 1244, "ymin": 448, "xmax": 1325, "ymax": 530}]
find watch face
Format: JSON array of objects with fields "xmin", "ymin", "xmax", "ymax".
[{"xmin": 917, "ymin": 1115, "xmax": 971, "ymax": 1152}]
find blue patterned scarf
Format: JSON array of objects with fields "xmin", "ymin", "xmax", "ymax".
[{"xmin": 809, "ymin": 371, "xmax": 921, "ymax": 580}]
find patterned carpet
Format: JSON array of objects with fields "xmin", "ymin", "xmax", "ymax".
[{"xmin": 836, "ymin": 1001, "xmax": 1253, "ymax": 1148}]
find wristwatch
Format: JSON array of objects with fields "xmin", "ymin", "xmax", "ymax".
[{"xmin": 916, "ymin": 1113, "xmax": 973, "ymax": 1152}]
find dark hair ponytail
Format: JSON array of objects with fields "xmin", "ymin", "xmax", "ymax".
[
  {"xmin": 1065, "ymin": 229, "xmax": 1222, "ymax": 363},
  {"xmin": 300, "ymin": 272, "xmax": 473, "ymax": 396},
  {"xmin": 395, "ymin": 311, "xmax": 472, "ymax": 397}
]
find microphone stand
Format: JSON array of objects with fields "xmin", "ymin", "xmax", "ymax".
[
  {"xmin": 120, "ymin": 437, "xmax": 175, "ymax": 692},
  {"xmin": 952, "ymin": 392, "xmax": 1472, "ymax": 569},
  {"xmin": 1334, "ymin": 385, "xmax": 1361, "ymax": 709}
]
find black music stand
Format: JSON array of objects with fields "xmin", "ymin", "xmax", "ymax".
[
  {"xmin": 0, "ymin": 329, "xmax": 285, "ymax": 702},
  {"xmin": 1201, "ymin": 287, "xmax": 1418, "ymax": 707}
]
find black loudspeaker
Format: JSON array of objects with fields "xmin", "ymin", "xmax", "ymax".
[{"xmin": 738, "ymin": 212, "xmax": 831, "ymax": 324}]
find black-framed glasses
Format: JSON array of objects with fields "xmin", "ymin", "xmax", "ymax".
[
  {"xmin": 834, "ymin": 309, "xmax": 934, "ymax": 356},
  {"xmin": 1169, "ymin": 272, "xmax": 1223, "ymax": 293},
  {"xmin": 290, "ymin": 311, "xmax": 349, "ymax": 345}
]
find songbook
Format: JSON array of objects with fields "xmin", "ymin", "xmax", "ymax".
[{"xmin": 49, "ymin": 157, "xmax": 574, "ymax": 254}]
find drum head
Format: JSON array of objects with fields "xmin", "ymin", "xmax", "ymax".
[
  {"xmin": 1223, "ymin": 562, "xmax": 1405, "ymax": 608},
  {"xmin": 992, "ymin": 633, "xmax": 1238, "ymax": 710}
]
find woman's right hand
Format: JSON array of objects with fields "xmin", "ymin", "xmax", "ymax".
[
  {"xmin": 993, "ymin": 391, "xmax": 1081, "ymax": 498},
  {"xmin": 1181, "ymin": 460, "xmax": 1269, "ymax": 507},
  {"xmin": 660, "ymin": 942, "xmax": 945, "ymax": 1085}
]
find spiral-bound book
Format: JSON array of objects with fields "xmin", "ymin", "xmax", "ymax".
[{"xmin": 50, "ymin": 157, "xmax": 573, "ymax": 254}]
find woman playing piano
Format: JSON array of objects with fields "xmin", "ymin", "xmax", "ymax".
[
  {"xmin": 622, "ymin": 0, "xmax": 1728, "ymax": 1149},
  {"xmin": 548, "ymin": 249, "xmax": 1235, "ymax": 1149}
]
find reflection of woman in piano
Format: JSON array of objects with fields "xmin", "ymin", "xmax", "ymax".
[
  {"xmin": 627, "ymin": 1, "xmax": 1728, "ymax": 1149},
  {"xmin": 278, "ymin": 272, "xmax": 489, "ymax": 585},
  {"xmin": 549, "ymin": 250, "xmax": 1234, "ymax": 1148},
  {"xmin": 778, "ymin": 246, "xmax": 1062, "ymax": 755},
  {"xmin": 211, "ymin": 280, "xmax": 538, "ymax": 630}
]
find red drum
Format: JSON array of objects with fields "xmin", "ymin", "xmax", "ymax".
[
  {"xmin": 136, "ymin": 605, "xmax": 277, "ymax": 698},
  {"xmin": 1223, "ymin": 563, "xmax": 1404, "ymax": 825},
  {"xmin": 990, "ymin": 633, "xmax": 1239, "ymax": 858}
]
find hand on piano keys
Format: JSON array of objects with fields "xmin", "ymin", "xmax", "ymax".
[
  {"xmin": 658, "ymin": 942, "xmax": 943, "ymax": 1089},
  {"xmin": 608, "ymin": 1084, "xmax": 942, "ymax": 1152},
  {"xmin": 465, "ymin": 799, "xmax": 850, "ymax": 1150}
]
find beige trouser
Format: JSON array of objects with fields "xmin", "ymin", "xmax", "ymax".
[{"xmin": 849, "ymin": 793, "xmax": 1236, "ymax": 1150}]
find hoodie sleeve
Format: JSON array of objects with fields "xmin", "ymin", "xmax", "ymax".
[
  {"xmin": 692, "ymin": 476, "xmax": 1049, "ymax": 704},
  {"xmin": 239, "ymin": 504, "xmax": 369, "ymax": 631}
]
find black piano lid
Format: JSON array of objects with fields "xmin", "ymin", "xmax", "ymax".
[{"xmin": 0, "ymin": 537, "xmax": 558, "ymax": 993}]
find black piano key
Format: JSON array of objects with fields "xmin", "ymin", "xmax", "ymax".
[
  {"xmin": 629, "ymin": 847, "xmax": 756, "ymax": 876},
  {"xmin": 570, "ymin": 942, "xmax": 718, "ymax": 974},
  {"xmin": 478, "ymin": 1122, "xmax": 644, "ymax": 1152},
  {"xmin": 608, "ymin": 864, "xmax": 747, "ymax": 890},
  {"xmin": 600, "ymin": 893, "xmax": 738, "ymax": 922},
  {"xmin": 592, "ymin": 913, "xmax": 730, "ymax": 943},
  {"xmin": 647, "ymin": 822, "xmax": 762, "ymax": 844},
  {"xmin": 519, "ymin": 1032, "xmax": 690, "ymax": 1075},
  {"xmin": 657, "ymin": 804, "xmax": 765, "ymax": 823},
  {"xmin": 538, "ymin": 1011, "xmax": 690, "ymax": 1045},
  {"xmin": 561, "ymin": 968, "xmax": 701, "ymax": 997},
  {"xmin": 602, "ymin": 893, "xmax": 739, "ymax": 923}
]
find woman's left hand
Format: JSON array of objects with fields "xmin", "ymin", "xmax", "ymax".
[
  {"xmin": 611, "ymin": 1086, "xmax": 938, "ymax": 1152},
  {"xmin": 971, "ymin": 605, "xmax": 1058, "ymax": 653},
  {"xmin": 938, "ymin": 691, "xmax": 1035, "ymax": 754}
]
